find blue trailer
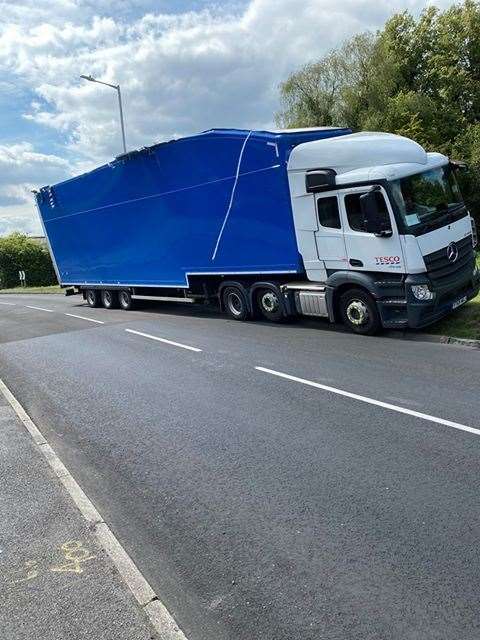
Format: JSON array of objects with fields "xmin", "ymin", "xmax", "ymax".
[
  {"xmin": 36, "ymin": 126, "xmax": 477, "ymax": 333},
  {"xmin": 35, "ymin": 127, "xmax": 352, "ymax": 319},
  {"xmin": 36, "ymin": 127, "xmax": 349, "ymax": 286}
]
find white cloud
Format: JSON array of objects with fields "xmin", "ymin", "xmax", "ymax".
[
  {"xmin": 0, "ymin": 143, "xmax": 71, "ymax": 235},
  {"xmin": 0, "ymin": 0, "xmax": 455, "ymax": 234}
]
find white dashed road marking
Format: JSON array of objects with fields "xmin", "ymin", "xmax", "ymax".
[
  {"xmin": 25, "ymin": 305, "xmax": 54, "ymax": 313},
  {"xmin": 65, "ymin": 313, "xmax": 105, "ymax": 324},
  {"xmin": 256, "ymin": 366, "xmax": 480, "ymax": 437},
  {"xmin": 125, "ymin": 329, "xmax": 202, "ymax": 352}
]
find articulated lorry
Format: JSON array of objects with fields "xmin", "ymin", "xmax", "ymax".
[{"xmin": 36, "ymin": 127, "xmax": 479, "ymax": 335}]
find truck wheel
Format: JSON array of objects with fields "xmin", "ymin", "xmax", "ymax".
[
  {"xmin": 339, "ymin": 288, "xmax": 380, "ymax": 335},
  {"xmin": 86, "ymin": 289, "xmax": 100, "ymax": 308},
  {"xmin": 222, "ymin": 287, "xmax": 249, "ymax": 321},
  {"xmin": 256, "ymin": 288, "xmax": 284, "ymax": 322},
  {"xmin": 118, "ymin": 290, "xmax": 134, "ymax": 310},
  {"xmin": 101, "ymin": 290, "xmax": 119, "ymax": 309}
]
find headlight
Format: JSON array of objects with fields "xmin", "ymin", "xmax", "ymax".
[
  {"xmin": 471, "ymin": 217, "xmax": 478, "ymax": 248},
  {"xmin": 411, "ymin": 284, "xmax": 434, "ymax": 301}
]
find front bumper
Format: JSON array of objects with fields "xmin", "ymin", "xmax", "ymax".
[
  {"xmin": 378, "ymin": 265, "xmax": 479, "ymax": 330},
  {"xmin": 406, "ymin": 280, "xmax": 479, "ymax": 329}
]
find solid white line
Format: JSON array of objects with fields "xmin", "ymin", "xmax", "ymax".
[
  {"xmin": 65, "ymin": 313, "xmax": 105, "ymax": 324},
  {"xmin": 256, "ymin": 366, "xmax": 480, "ymax": 437},
  {"xmin": 0, "ymin": 376, "xmax": 188, "ymax": 640},
  {"xmin": 25, "ymin": 305, "xmax": 54, "ymax": 312},
  {"xmin": 0, "ymin": 301, "xmax": 15, "ymax": 305},
  {"xmin": 125, "ymin": 328, "xmax": 202, "ymax": 352}
]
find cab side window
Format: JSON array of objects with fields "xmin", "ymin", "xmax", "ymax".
[
  {"xmin": 317, "ymin": 196, "xmax": 341, "ymax": 229},
  {"xmin": 345, "ymin": 192, "xmax": 389, "ymax": 232}
]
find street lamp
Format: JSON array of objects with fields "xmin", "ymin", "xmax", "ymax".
[{"xmin": 80, "ymin": 74, "xmax": 127, "ymax": 154}]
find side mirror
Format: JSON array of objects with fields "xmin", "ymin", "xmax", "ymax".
[{"xmin": 360, "ymin": 189, "xmax": 392, "ymax": 237}]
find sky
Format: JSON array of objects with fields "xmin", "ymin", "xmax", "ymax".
[{"xmin": 0, "ymin": 0, "xmax": 455, "ymax": 236}]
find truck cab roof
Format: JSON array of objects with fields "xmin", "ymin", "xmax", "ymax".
[{"xmin": 287, "ymin": 131, "xmax": 449, "ymax": 184}]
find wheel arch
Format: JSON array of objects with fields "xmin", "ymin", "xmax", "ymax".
[{"xmin": 326, "ymin": 272, "xmax": 382, "ymax": 323}]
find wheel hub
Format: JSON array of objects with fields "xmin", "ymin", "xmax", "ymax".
[
  {"xmin": 261, "ymin": 292, "xmax": 279, "ymax": 313},
  {"xmin": 227, "ymin": 292, "xmax": 243, "ymax": 316},
  {"xmin": 346, "ymin": 300, "xmax": 369, "ymax": 326}
]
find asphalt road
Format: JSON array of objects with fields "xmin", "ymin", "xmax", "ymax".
[{"xmin": 1, "ymin": 293, "xmax": 480, "ymax": 640}]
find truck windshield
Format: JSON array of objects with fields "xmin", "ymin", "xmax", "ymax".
[{"xmin": 390, "ymin": 165, "xmax": 465, "ymax": 232}]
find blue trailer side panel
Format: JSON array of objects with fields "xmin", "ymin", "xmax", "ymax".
[{"xmin": 36, "ymin": 128, "xmax": 350, "ymax": 287}]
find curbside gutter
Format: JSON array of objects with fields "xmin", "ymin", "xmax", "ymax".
[
  {"xmin": 384, "ymin": 330, "xmax": 480, "ymax": 349},
  {"xmin": 436, "ymin": 335, "xmax": 480, "ymax": 348}
]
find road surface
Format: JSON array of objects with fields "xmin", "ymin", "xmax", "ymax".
[{"xmin": 1, "ymin": 293, "xmax": 479, "ymax": 640}]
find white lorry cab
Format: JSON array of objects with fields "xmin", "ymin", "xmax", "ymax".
[{"xmin": 286, "ymin": 131, "xmax": 479, "ymax": 334}]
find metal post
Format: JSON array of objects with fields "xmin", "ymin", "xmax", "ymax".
[
  {"xmin": 116, "ymin": 85, "xmax": 127, "ymax": 154},
  {"xmin": 80, "ymin": 75, "xmax": 127, "ymax": 154}
]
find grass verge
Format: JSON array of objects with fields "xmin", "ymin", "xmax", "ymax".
[{"xmin": 0, "ymin": 285, "xmax": 62, "ymax": 294}]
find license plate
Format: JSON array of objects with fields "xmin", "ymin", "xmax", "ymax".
[{"xmin": 452, "ymin": 295, "xmax": 467, "ymax": 310}]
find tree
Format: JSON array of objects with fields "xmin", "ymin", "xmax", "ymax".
[
  {"xmin": 276, "ymin": 34, "xmax": 376, "ymax": 129},
  {"xmin": 0, "ymin": 233, "xmax": 57, "ymax": 289},
  {"xmin": 276, "ymin": 0, "xmax": 480, "ymax": 223}
]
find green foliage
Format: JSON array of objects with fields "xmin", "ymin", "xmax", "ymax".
[
  {"xmin": 0, "ymin": 233, "xmax": 57, "ymax": 289},
  {"xmin": 276, "ymin": 0, "xmax": 480, "ymax": 224},
  {"xmin": 276, "ymin": 34, "xmax": 376, "ymax": 129},
  {"xmin": 430, "ymin": 256, "xmax": 480, "ymax": 339}
]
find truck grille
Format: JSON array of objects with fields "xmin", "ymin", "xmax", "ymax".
[{"xmin": 423, "ymin": 236, "xmax": 474, "ymax": 289}]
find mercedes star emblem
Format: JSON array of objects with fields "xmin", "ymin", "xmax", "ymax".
[{"xmin": 446, "ymin": 242, "xmax": 459, "ymax": 263}]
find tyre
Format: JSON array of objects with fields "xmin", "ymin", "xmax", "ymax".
[
  {"xmin": 222, "ymin": 287, "xmax": 249, "ymax": 321},
  {"xmin": 101, "ymin": 290, "xmax": 119, "ymax": 309},
  {"xmin": 86, "ymin": 289, "xmax": 100, "ymax": 308},
  {"xmin": 339, "ymin": 288, "xmax": 380, "ymax": 335},
  {"xmin": 255, "ymin": 287, "xmax": 284, "ymax": 322},
  {"xmin": 118, "ymin": 289, "xmax": 135, "ymax": 310}
]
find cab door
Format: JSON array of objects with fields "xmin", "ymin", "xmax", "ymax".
[
  {"xmin": 339, "ymin": 186, "xmax": 405, "ymax": 273},
  {"xmin": 314, "ymin": 193, "xmax": 348, "ymax": 273}
]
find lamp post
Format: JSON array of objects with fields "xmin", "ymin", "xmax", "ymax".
[{"xmin": 80, "ymin": 74, "xmax": 127, "ymax": 154}]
